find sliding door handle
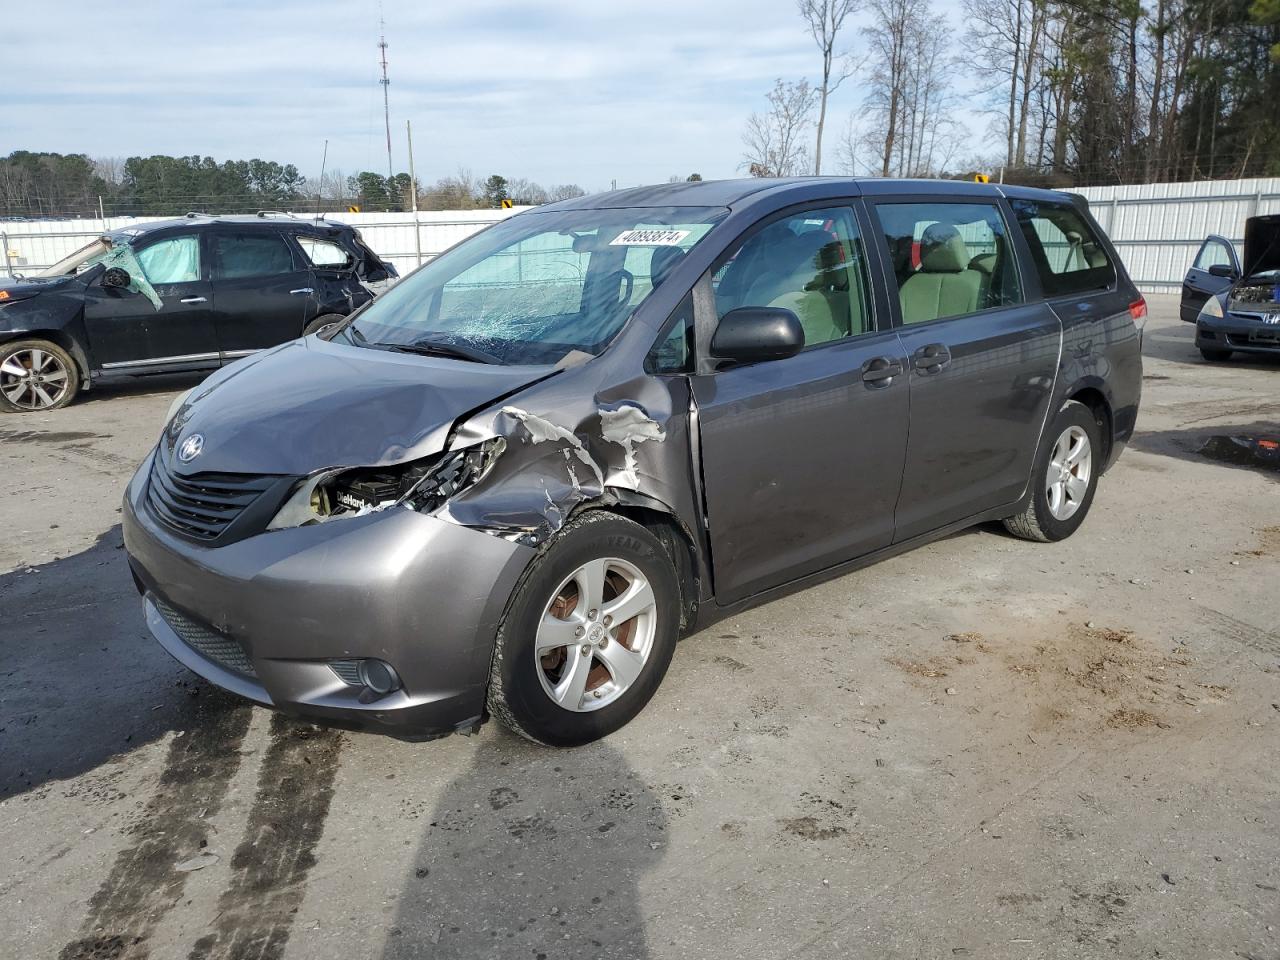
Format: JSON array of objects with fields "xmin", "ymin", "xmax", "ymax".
[
  {"xmin": 179, "ymin": 296, "xmax": 207, "ymax": 304},
  {"xmin": 912, "ymin": 343, "xmax": 951, "ymax": 372},
  {"xmin": 290, "ymin": 287, "xmax": 314, "ymax": 295}
]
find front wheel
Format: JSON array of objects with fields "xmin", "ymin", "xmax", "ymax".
[
  {"xmin": 487, "ymin": 512, "xmax": 681, "ymax": 747},
  {"xmin": 1003, "ymin": 400, "xmax": 1102, "ymax": 542},
  {"xmin": 0, "ymin": 339, "xmax": 80, "ymax": 413},
  {"xmin": 1199, "ymin": 346, "xmax": 1232, "ymax": 362},
  {"xmin": 302, "ymin": 313, "xmax": 345, "ymax": 337}
]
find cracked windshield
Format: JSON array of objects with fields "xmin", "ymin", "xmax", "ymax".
[{"xmin": 344, "ymin": 206, "xmax": 723, "ymax": 365}]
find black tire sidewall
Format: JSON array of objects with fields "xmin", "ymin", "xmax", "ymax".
[
  {"xmin": 0, "ymin": 339, "xmax": 79, "ymax": 413},
  {"xmin": 302, "ymin": 314, "xmax": 345, "ymax": 337},
  {"xmin": 1030, "ymin": 402, "xmax": 1102, "ymax": 541},
  {"xmin": 493, "ymin": 515, "xmax": 680, "ymax": 747}
]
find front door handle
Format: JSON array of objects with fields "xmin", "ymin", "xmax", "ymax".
[
  {"xmin": 290, "ymin": 287, "xmax": 314, "ymax": 296},
  {"xmin": 861, "ymin": 356, "xmax": 903, "ymax": 384},
  {"xmin": 912, "ymin": 343, "xmax": 951, "ymax": 373},
  {"xmin": 179, "ymin": 296, "xmax": 207, "ymax": 304}
]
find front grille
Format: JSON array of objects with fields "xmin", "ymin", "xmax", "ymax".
[
  {"xmin": 153, "ymin": 597, "xmax": 257, "ymax": 678},
  {"xmin": 147, "ymin": 457, "xmax": 280, "ymax": 541},
  {"xmin": 1228, "ymin": 333, "xmax": 1280, "ymax": 348}
]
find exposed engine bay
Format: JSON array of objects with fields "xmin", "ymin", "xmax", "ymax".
[{"xmin": 1228, "ymin": 278, "xmax": 1280, "ymax": 321}]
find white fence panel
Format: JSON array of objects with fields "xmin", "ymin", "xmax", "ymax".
[
  {"xmin": 1071, "ymin": 178, "xmax": 1280, "ymax": 293},
  {"xmin": 4, "ymin": 178, "xmax": 1278, "ymax": 293}
]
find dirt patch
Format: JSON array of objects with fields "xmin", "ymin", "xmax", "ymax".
[
  {"xmin": 887, "ymin": 656, "xmax": 952, "ymax": 679},
  {"xmin": 1107, "ymin": 708, "xmax": 1163, "ymax": 729},
  {"xmin": 1240, "ymin": 525, "xmax": 1280, "ymax": 557},
  {"xmin": 779, "ymin": 816, "xmax": 848, "ymax": 841}
]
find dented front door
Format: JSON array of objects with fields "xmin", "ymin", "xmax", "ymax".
[{"xmin": 692, "ymin": 332, "xmax": 909, "ymax": 605}]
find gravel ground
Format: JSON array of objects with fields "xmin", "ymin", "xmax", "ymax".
[{"xmin": 1, "ymin": 295, "xmax": 1277, "ymax": 960}]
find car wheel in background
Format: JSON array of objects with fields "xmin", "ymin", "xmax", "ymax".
[
  {"xmin": 1199, "ymin": 347, "xmax": 1232, "ymax": 362},
  {"xmin": 1003, "ymin": 399, "xmax": 1102, "ymax": 543},
  {"xmin": 302, "ymin": 313, "xmax": 346, "ymax": 337},
  {"xmin": 487, "ymin": 512, "xmax": 681, "ymax": 747},
  {"xmin": 0, "ymin": 339, "xmax": 80, "ymax": 413}
]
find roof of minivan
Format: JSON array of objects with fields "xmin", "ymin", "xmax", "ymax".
[{"xmin": 541, "ymin": 177, "xmax": 1079, "ymax": 211}]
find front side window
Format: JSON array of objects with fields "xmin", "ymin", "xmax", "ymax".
[
  {"xmin": 297, "ymin": 236, "xmax": 354, "ymax": 268},
  {"xmin": 212, "ymin": 232, "xmax": 297, "ymax": 279},
  {"xmin": 346, "ymin": 206, "xmax": 724, "ymax": 366},
  {"xmin": 875, "ymin": 202, "xmax": 1022, "ymax": 325},
  {"xmin": 135, "ymin": 235, "xmax": 201, "ymax": 285},
  {"xmin": 712, "ymin": 206, "xmax": 871, "ymax": 347},
  {"xmin": 1011, "ymin": 199, "xmax": 1116, "ymax": 297},
  {"xmin": 1194, "ymin": 239, "xmax": 1235, "ymax": 271}
]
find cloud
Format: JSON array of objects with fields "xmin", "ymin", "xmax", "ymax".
[{"xmin": 6, "ymin": 0, "xmax": 992, "ymax": 189}]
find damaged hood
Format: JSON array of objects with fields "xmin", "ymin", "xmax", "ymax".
[
  {"xmin": 0, "ymin": 275, "xmax": 74, "ymax": 299},
  {"xmin": 1243, "ymin": 215, "xmax": 1280, "ymax": 278},
  {"xmin": 165, "ymin": 337, "xmax": 556, "ymax": 476}
]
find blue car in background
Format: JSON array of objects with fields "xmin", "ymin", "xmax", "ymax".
[{"xmin": 1181, "ymin": 214, "xmax": 1280, "ymax": 362}]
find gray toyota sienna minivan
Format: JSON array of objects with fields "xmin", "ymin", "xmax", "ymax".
[{"xmin": 123, "ymin": 177, "xmax": 1144, "ymax": 746}]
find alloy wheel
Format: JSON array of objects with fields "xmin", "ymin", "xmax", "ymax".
[
  {"xmin": 0, "ymin": 347, "xmax": 72, "ymax": 410},
  {"xmin": 535, "ymin": 557, "xmax": 657, "ymax": 712},
  {"xmin": 1046, "ymin": 424, "xmax": 1092, "ymax": 521}
]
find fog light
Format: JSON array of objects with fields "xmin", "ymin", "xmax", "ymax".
[{"xmin": 357, "ymin": 658, "xmax": 401, "ymax": 695}]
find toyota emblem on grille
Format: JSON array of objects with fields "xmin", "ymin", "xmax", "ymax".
[{"xmin": 178, "ymin": 433, "xmax": 205, "ymax": 463}]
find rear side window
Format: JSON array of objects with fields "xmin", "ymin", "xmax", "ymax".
[
  {"xmin": 1011, "ymin": 200, "xmax": 1116, "ymax": 297},
  {"xmin": 874, "ymin": 202, "xmax": 1022, "ymax": 325},
  {"xmin": 212, "ymin": 232, "xmax": 298, "ymax": 279}
]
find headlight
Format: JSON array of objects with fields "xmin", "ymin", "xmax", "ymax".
[
  {"xmin": 1198, "ymin": 296, "xmax": 1224, "ymax": 321},
  {"xmin": 163, "ymin": 388, "xmax": 195, "ymax": 428},
  {"xmin": 266, "ymin": 438, "xmax": 506, "ymax": 531}
]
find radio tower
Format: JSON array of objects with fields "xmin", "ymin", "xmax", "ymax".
[{"xmin": 378, "ymin": 18, "xmax": 393, "ymax": 186}]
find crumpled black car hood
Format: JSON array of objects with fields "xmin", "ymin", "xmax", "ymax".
[{"xmin": 164, "ymin": 336, "xmax": 556, "ymax": 477}]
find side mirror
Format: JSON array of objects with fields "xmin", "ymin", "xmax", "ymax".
[
  {"xmin": 1208, "ymin": 263, "xmax": 1238, "ymax": 279},
  {"xmin": 102, "ymin": 266, "xmax": 131, "ymax": 289},
  {"xmin": 710, "ymin": 307, "xmax": 805, "ymax": 364}
]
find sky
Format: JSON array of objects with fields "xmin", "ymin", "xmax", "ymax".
[{"xmin": 6, "ymin": 0, "xmax": 991, "ymax": 192}]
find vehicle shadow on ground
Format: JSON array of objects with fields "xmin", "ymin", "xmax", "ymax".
[
  {"xmin": 382, "ymin": 733, "xmax": 665, "ymax": 960},
  {"xmin": 1129, "ymin": 420, "xmax": 1280, "ymax": 480},
  {"xmin": 74, "ymin": 370, "xmax": 210, "ymax": 406},
  {"xmin": 1143, "ymin": 325, "xmax": 1280, "ymax": 370},
  {"xmin": 0, "ymin": 525, "xmax": 228, "ymax": 799}
]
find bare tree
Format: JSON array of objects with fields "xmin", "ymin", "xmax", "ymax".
[
  {"xmin": 863, "ymin": 0, "xmax": 918, "ymax": 175},
  {"xmin": 965, "ymin": 0, "xmax": 1048, "ymax": 168},
  {"xmin": 92, "ymin": 156, "xmax": 126, "ymax": 185},
  {"xmin": 797, "ymin": 0, "xmax": 863, "ymax": 174},
  {"xmin": 742, "ymin": 78, "xmax": 819, "ymax": 177}
]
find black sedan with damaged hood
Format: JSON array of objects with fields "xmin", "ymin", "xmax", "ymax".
[{"xmin": 124, "ymin": 178, "xmax": 1143, "ymax": 746}]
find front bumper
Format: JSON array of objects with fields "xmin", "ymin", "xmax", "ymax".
[
  {"xmin": 1197, "ymin": 316, "xmax": 1280, "ymax": 355},
  {"xmin": 123, "ymin": 453, "xmax": 536, "ymax": 739}
]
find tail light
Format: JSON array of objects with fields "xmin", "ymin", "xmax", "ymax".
[{"xmin": 1129, "ymin": 298, "xmax": 1148, "ymax": 329}]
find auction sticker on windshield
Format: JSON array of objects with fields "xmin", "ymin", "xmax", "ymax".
[{"xmin": 610, "ymin": 228, "xmax": 691, "ymax": 246}]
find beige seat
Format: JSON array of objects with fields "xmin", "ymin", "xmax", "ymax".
[{"xmin": 898, "ymin": 225, "xmax": 984, "ymax": 324}]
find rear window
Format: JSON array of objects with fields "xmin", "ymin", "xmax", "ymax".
[{"xmin": 1011, "ymin": 199, "xmax": 1115, "ymax": 297}]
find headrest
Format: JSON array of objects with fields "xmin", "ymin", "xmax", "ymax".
[
  {"xmin": 968, "ymin": 253, "xmax": 997, "ymax": 275},
  {"xmin": 920, "ymin": 224, "xmax": 969, "ymax": 273},
  {"xmin": 649, "ymin": 246, "xmax": 686, "ymax": 288}
]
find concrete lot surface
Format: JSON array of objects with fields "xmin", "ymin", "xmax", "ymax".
[{"xmin": 1, "ymin": 295, "xmax": 1277, "ymax": 959}]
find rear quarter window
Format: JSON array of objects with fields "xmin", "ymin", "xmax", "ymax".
[{"xmin": 1011, "ymin": 199, "xmax": 1116, "ymax": 297}]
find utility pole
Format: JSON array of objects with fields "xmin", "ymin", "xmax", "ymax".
[
  {"xmin": 407, "ymin": 120, "xmax": 422, "ymax": 266},
  {"xmin": 379, "ymin": 18, "xmax": 393, "ymax": 194}
]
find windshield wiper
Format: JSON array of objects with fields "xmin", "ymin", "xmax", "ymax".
[{"xmin": 380, "ymin": 337, "xmax": 501, "ymax": 365}]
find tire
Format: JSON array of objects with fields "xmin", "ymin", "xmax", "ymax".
[
  {"xmin": 302, "ymin": 313, "xmax": 345, "ymax": 337},
  {"xmin": 1199, "ymin": 346, "xmax": 1231, "ymax": 362},
  {"xmin": 0, "ymin": 339, "xmax": 80, "ymax": 413},
  {"xmin": 1003, "ymin": 399, "xmax": 1102, "ymax": 543},
  {"xmin": 487, "ymin": 512, "xmax": 681, "ymax": 747}
]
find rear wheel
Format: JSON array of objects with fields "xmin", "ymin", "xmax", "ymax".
[
  {"xmin": 1199, "ymin": 346, "xmax": 1231, "ymax": 362},
  {"xmin": 0, "ymin": 339, "xmax": 79, "ymax": 413},
  {"xmin": 487, "ymin": 512, "xmax": 680, "ymax": 746},
  {"xmin": 1003, "ymin": 400, "xmax": 1101, "ymax": 542},
  {"xmin": 302, "ymin": 313, "xmax": 345, "ymax": 337}
]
